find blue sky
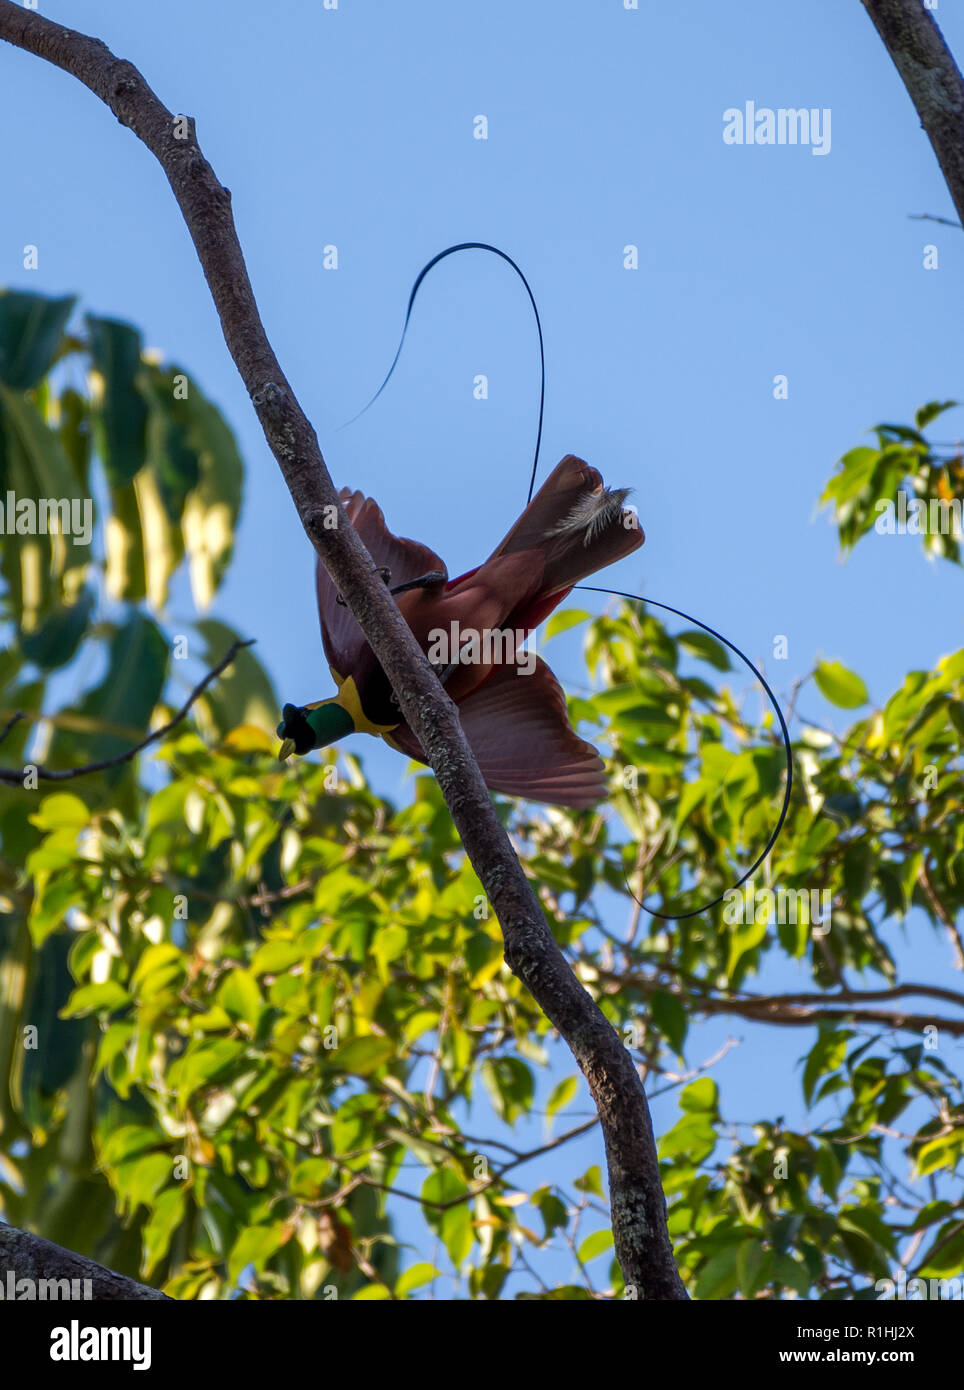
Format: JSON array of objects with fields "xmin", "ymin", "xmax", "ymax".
[{"xmin": 2, "ymin": 0, "xmax": 963, "ymax": 1295}]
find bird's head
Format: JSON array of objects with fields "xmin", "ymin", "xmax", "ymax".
[{"xmin": 277, "ymin": 699, "xmax": 354, "ymax": 761}]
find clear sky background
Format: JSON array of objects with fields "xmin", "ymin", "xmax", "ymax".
[{"xmin": 2, "ymin": 0, "xmax": 962, "ymax": 1295}]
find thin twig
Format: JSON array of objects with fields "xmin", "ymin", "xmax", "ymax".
[
  {"xmin": 0, "ymin": 640, "xmax": 254, "ymax": 785},
  {"xmin": 908, "ymin": 212, "xmax": 962, "ymax": 229},
  {"xmin": 0, "ymin": 711, "xmax": 24, "ymax": 747}
]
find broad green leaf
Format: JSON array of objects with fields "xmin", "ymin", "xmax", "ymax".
[
  {"xmin": 815, "ymin": 660, "xmax": 869, "ymax": 709},
  {"xmin": 678, "ymin": 629, "xmax": 730, "ymax": 671},
  {"xmin": 218, "ymin": 969, "xmax": 263, "ymax": 1029},
  {"xmin": 28, "ymin": 793, "xmax": 89, "ymax": 832},
  {"xmin": 47, "ymin": 613, "xmax": 168, "ymax": 786},
  {"xmin": 85, "ymin": 314, "xmax": 148, "ymax": 486},
  {"xmin": 574, "ymin": 1165, "xmax": 604, "ymax": 1199},
  {"xmin": 546, "ymin": 1075, "xmax": 578, "ymax": 1123},
  {"xmin": 578, "ymin": 1228, "xmax": 613, "ymax": 1262},
  {"xmin": 334, "ymin": 1036, "xmax": 394, "ymax": 1077},
  {"xmin": 179, "ymin": 384, "xmax": 243, "ymax": 609},
  {"xmin": 396, "ymin": 1263, "xmax": 439, "ymax": 1297},
  {"xmin": 195, "ymin": 619, "xmax": 275, "ymax": 736},
  {"xmin": 19, "ymin": 590, "xmax": 95, "ymax": 670},
  {"xmin": 0, "ymin": 290, "xmax": 76, "ymax": 390},
  {"xmin": 544, "ymin": 608, "xmax": 590, "ymax": 640}
]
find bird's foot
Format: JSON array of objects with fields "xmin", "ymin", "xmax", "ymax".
[
  {"xmin": 389, "ymin": 570, "xmax": 446, "ymax": 596},
  {"xmin": 431, "ymin": 661, "xmax": 458, "ymax": 687}
]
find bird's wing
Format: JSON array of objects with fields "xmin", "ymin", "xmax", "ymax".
[
  {"xmin": 385, "ymin": 656, "xmax": 608, "ymax": 809},
  {"xmin": 316, "ymin": 489, "xmax": 448, "ymax": 678}
]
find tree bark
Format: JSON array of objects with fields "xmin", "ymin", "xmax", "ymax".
[
  {"xmin": 0, "ymin": 2, "xmax": 686, "ymax": 1299},
  {"xmin": 0, "ymin": 1225, "xmax": 169, "ymax": 1300},
  {"xmin": 861, "ymin": 0, "xmax": 964, "ymax": 226}
]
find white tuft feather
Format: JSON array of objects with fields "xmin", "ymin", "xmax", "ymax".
[{"xmin": 549, "ymin": 486, "xmax": 632, "ymax": 546}]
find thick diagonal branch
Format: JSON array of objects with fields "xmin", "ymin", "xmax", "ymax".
[
  {"xmin": 0, "ymin": 3, "xmax": 685, "ymax": 1298},
  {"xmin": 861, "ymin": 0, "xmax": 964, "ymax": 226},
  {"xmin": 0, "ymin": 1225, "xmax": 169, "ymax": 1300}
]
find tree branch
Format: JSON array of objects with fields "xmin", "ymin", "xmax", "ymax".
[
  {"xmin": 0, "ymin": 1224, "xmax": 170, "ymax": 1300},
  {"xmin": 612, "ymin": 969, "xmax": 964, "ymax": 1037},
  {"xmin": 0, "ymin": 639, "xmax": 254, "ymax": 784},
  {"xmin": 861, "ymin": 0, "xmax": 964, "ymax": 226},
  {"xmin": 0, "ymin": 3, "xmax": 685, "ymax": 1298}
]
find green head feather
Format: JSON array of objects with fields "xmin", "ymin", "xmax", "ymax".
[{"xmin": 277, "ymin": 700, "xmax": 354, "ymax": 760}]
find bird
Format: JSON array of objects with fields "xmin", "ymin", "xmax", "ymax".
[{"xmin": 277, "ymin": 454, "xmax": 644, "ymax": 808}]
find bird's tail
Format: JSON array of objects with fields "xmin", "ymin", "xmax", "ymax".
[{"xmin": 487, "ymin": 454, "xmax": 644, "ymax": 600}]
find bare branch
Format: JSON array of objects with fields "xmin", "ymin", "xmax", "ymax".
[
  {"xmin": 0, "ymin": 3, "xmax": 685, "ymax": 1297},
  {"xmin": 918, "ymin": 860, "xmax": 964, "ymax": 972},
  {"xmin": 611, "ymin": 969, "xmax": 964, "ymax": 1037},
  {"xmin": 908, "ymin": 211, "xmax": 962, "ymax": 228},
  {"xmin": 861, "ymin": 0, "xmax": 964, "ymax": 226},
  {"xmin": 0, "ymin": 639, "xmax": 254, "ymax": 784}
]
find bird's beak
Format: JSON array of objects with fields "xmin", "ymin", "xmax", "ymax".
[{"xmin": 278, "ymin": 738, "xmax": 297, "ymax": 762}]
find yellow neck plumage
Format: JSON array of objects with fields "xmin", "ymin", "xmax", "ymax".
[{"xmin": 323, "ymin": 671, "xmax": 399, "ymax": 736}]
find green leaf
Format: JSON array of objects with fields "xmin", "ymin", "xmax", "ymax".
[
  {"xmin": 737, "ymin": 1239, "xmax": 765, "ymax": 1297},
  {"xmin": 179, "ymin": 384, "xmax": 244, "ymax": 609},
  {"xmin": 695, "ymin": 1244, "xmax": 739, "ymax": 1300},
  {"xmin": 578, "ymin": 1228, "xmax": 613, "ymax": 1262},
  {"xmin": 60, "ymin": 981, "xmax": 131, "ymax": 1018},
  {"xmin": 28, "ymin": 792, "xmax": 89, "ymax": 832},
  {"xmin": 516, "ymin": 1285, "xmax": 594, "ymax": 1300},
  {"xmin": 658, "ymin": 1115, "xmax": 716, "ymax": 1162},
  {"xmin": 85, "ymin": 314, "xmax": 148, "ymax": 486},
  {"xmin": 19, "ymin": 590, "xmax": 95, "ymax": 670},
  {"xmin": 680, "ymin": 1077, "xmax": 719, "ymax": 1115},
  {"xmin": 815, "ymin": 661, "xmax": 869, "ymax": 709},
  {"xmin": 481, "ymin": 1056, "xmax": 534, "ymax": 1124},
  {"xmin": 48, "ymin": 613, "xmax": 168, "ymax": 786},
  {"xmin": 142, "ymin": 1186, "xmax": 187, "ymax": 1276},
  {"xmin": 915, "ymin": 400, "xmax": 957, "ymax": 430},
  {"xmin": 196, "ymin": 619, "xmax": 275, "ymax": 736},
  {"xmin": 334, "ymin": 1036, "xmax": 394, "ymax": 1077},
  {"xmin": 227, "ymin": 1224, "xmax": 286, "ymax": 1286},
  {"xmin": 288, "ymin": 1158, "xmax": 333, "ymax": 1198},
  {"xmin": 98, "ymin": 1125, "xmax": 163, "ymax": 1168},
  {"xmin": 678, "ymin": 629, "xmax": 730, "ymax": 671},
  {"xmin": 140, "ymin": 366, "xmax": 201, "ymax": 519},
  {"xmin": 650, "ymin": 990, "xmax": 688, "ymax": 1056},
  {"xmin": 421, "ymin": 1170, "xmax": 473, "ymax": 1267},
  {"xmin": 0, "ymin": 290, "xmax": 76, "ymax": 389},
  {"xmin": 0, "ymin": 386, "xmax": 92, "ymax": 605},
  {"xmin": 396, "ymin": 1263, "xmax": 439, "ymax": 1297},
  {"xmin": 544, "ymin": 609, "xmax": 590, "ymax": 640},
  {"xmin": 218, "ymin": 969, "xmax": 263, "ymax": 1029},
  {"xmin": 574, "ymin": 1165, "xmax": 604, "ymax": 1198},
  {"xmin": 534, "ymin": 1189, "xmax": 569, "ymax": 1240},
  {"xmin": 546, "ymin": 1075, "xmax": 578, "ymax": 1123}
]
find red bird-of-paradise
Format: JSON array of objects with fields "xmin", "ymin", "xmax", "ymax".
[{"xmin": 277, "ymin": 454, "xmax": 643, "ymax": 807}]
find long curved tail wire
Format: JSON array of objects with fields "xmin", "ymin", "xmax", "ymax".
[
  {"xmin": 340, "ymin": 242, "xmax": 546, "ymax": 507},
  {"xmin": 343, "ymin": 242, "xmax": 794, "ymax": 920},
  {"xmin": 576, "ymin": 585, "xmax": 794, "ymax": 920}
]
